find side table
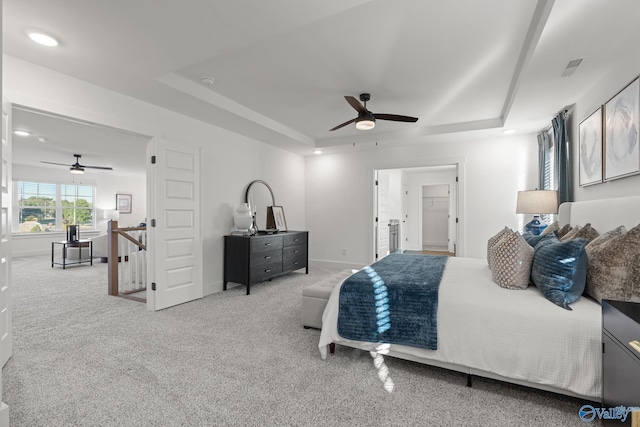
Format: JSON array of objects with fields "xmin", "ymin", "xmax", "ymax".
[{"xmin": 51, "ymin": 239, "xmax": 93, "ymax": 269}]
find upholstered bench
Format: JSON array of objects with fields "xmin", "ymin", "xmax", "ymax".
[{"xmin": 302, "ymin": 269, "xmax": 355, "ymax": 329}]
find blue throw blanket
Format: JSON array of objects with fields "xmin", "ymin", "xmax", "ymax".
[{"xmin": 337, "ymin": 253, "xmax": 448, "ymax": 350}]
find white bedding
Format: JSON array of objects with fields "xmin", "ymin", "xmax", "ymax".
[{"xmin": 319, "ymin": 256, "xmax": 602, "ymax": 400}]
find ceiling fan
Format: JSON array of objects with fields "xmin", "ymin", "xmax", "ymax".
[
  {"xmin": 40, "ymin": 154, "xmax": 113, "ymax": 174},
  {"xmin": 330, "ymin": 93, "xmax": 419, "ymax": 131}
]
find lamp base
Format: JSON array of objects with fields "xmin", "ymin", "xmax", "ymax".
[{"xmin": 524, "ymin": 215, "xmax": 547, "ymax": 236}]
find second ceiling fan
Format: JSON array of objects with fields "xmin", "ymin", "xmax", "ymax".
[
  {"xmin": 41, "ymin": 154, "xmax": 113, "ymax": 174},
  {"xmin": 330, "ymin": 93, "xmax": 419, "ymax": 131}
]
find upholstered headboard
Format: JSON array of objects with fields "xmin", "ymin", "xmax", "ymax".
[{"xmin": 558, "ymin": 195, "xmax": 640, "ymax": 230}]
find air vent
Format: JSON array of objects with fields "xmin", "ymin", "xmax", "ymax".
[{"xmin": 561, "ymin": 58, "xmax": 583, "ymax": 77}]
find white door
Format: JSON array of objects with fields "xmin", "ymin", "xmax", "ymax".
[
  {"xmin": 449, "ymin": 174, "xmax": 458, "ymax": 254},
  {"xmin": 401, "ymin": 182, "xmax": 409, "ymax": 252},
  {"xmin": 147, "ymin": 138, "xmax": 202, "ymax": 311},
  {"xmin": 375, "ymin": 171, "xmax": 390, "ymax": 260},
  {"xmin": 1, "ymin": 99, "xmax": 13, "ymax": 423}
]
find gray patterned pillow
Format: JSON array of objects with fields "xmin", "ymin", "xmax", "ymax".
[
  {"xmin": 560, "ymin": 224, "xmax": 581, "ymax": 241},
  {"xmin": 561, "ymin": 223, "xmax": 600, "ymax": 243},
  {"xmin": 489, "ymin": 230, "xmax": 534, "ymax": 290},
  {"xmin": 487, "ymin": 227, "xmax": 511, "ymax": 269},
  {"xmin": 557, "ymin": 224, "xmax": 573, "ymax": 238},
  {"xmin": 585, "ymin": 225, "xmax": 640, "ymax": 303},
  {"xmin": 540, "ymin": 221, "xmax": 559, "ymax": 236}
]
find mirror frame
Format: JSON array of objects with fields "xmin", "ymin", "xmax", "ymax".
[{"xmin": 244, "ymin": 180, "xmax": 276, "ymax": 206}]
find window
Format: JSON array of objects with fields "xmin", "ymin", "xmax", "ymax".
[
  {"xmin": 538, "ymin": 128, "xmax": 556, "ymax": 223},
  {"xmin": 16, "ymin": 181, "xmax": 95, "ymax": 233}
]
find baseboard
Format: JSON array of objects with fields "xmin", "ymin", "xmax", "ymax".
[
  {"xmin": 309, "ymin": 259, "xmax": 366, "ymax": 271},
  {"xmin": 204, "ymin": 280, "xmax": 224, "ymax": 296}
]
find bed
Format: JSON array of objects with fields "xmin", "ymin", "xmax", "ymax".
[{"xmin": 319, "ymin": 195, "xmax": 640, "ymax": 400}]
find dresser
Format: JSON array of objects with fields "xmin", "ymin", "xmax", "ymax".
[
  {"xmin": 224, "ymin": 231, "xmax": 308, "ymax": 295},
  {"xmin": 602, "ymin": 299, "xmax": 640, "ymax": 427}
]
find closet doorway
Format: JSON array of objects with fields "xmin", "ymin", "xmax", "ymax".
[{"xmin": 421, "ymin": 184, "xmax": 450, "ymax": 252}]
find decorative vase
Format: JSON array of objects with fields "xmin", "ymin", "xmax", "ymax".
[
  {"xmin": 524, "ymin": 215, "xmax": 547, "ymax": 236},
  {"xmin": 233, "ymin": 203, "xmax": 253, "ymax": 232},
  {"xmin": 248, "ymin": 215, "xmax": 258, "ymax": 236}
]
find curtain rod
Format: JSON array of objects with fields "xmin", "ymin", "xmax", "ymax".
[{"xmin": 538, "ymin": 109, "xmax": 569, "ymax": 134}]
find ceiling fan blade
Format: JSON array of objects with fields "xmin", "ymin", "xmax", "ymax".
[
  {"xmin": 374, "ymin": 113, "xmax": 419, "ymax": 123},
  {"xmin": 82, "ymin": 165, "xmax": 114, "ymax": 170},
  {"xmin": 330, "ymin": 118, "xmax": 357, "ymax": 131},
  {"xmin": 344, "ymin": 96, "xmax": 366, "ymax": 113},
  {"xmin": 41, "ymin": 161, "xmax": 72, "ymax": 166}
]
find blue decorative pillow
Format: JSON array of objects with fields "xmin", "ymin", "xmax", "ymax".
[
  {"xmin": 531, "ymin": 236, "xmax": 589, "ymax": 310},
  {"xmin": 523, "ymin": 232, "xmax": 556, "ymax": 248}
]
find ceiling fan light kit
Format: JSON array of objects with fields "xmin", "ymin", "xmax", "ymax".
[
  {"xmin": 330, "ymin": 93, "xmax": 418, "ymax": 131},
  {"xmin": 70, "ymin": 166, "xmax": 85, "ymax": 175}
]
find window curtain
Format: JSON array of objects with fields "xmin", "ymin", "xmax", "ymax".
[
  {"xmin": 552, "ymin": 111, "xmax": 572, "ymax": 204},
  {"xmin": 537, "ymin": 129, "xmax": 552, "ymax": 190}
]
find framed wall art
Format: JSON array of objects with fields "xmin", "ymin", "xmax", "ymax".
[
  {"xmin": 269, "ymin": 206, "xmax": 287, "ymax": 231},
  {"xmin": 116, "ymin": 193, "xmax": 132, "ymax": 214},
  {"xmin": 604, "ymin": 76, "xmax": 640, "ymax": 181},
  {"xmin": 578, "ymin": 106, "xmax": 603, "ymax": 186}
]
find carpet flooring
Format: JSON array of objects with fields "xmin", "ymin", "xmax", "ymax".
[{"xmin": 3, "ymin": 256, "xmax": 601, "ymax": 426}]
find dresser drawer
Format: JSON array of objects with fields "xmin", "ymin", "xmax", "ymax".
[
  {"xmin": 250, "ymin": 261, "xmax": 282, "ymax": 283},
  {"xmin": 250, "ymin": 249, "xmax": 282, "ymax": 269},
  {"xmin": 283, "ymin": 232, "xmax": 307, "ymax": 247},
  {"xmin": 250, "ymin": 235, "xmax": 283, "ymax": 253},
  {"xmin": 283, "ymin": 244, "xmax": 306, "ymax": 259},
  {"xmin": 603, "ymin": 300, "xmax": 640, "ymax": 362}
]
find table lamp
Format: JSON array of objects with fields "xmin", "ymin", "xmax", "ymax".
[{"xmin": 516, "ymin": 190, "xmax": 558, "ymax": 235}]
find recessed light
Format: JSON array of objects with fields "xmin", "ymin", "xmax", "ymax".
[
  {"xmin": 200, "ymin": 76, "xmax": 215, "ymax": 86},
  {"xmin": 14, "ymin": 130, "xmax": 31, "ymax": 137},
  {"xmin": 38, "ymin": 137, "xmax": 47, "ymax": 143},
  {"xmin": 503, "ymin": 129, "xmax": 516, "ymax": 135},
  {"xmin": 27, "ymin": 31, "xmax": 59, "ymax": 47},
  {"xmin": 313, "ymin": 149, "xmax": 323, "ymax": 155}
]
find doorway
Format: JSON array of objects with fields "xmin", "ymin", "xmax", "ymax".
[
  {"xmin": 421, "ymin": 184, "xmax": 450, "ymax": 252},
  {"xmin": 374, "ymin": 164, "xmax": 462, "ymax": 260}
]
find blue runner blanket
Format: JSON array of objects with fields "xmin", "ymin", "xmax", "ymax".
[{"xmin": 337, "ymin": 253, "xmax": 448, "ymax": 350}]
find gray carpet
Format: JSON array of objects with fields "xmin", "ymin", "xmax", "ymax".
[{"xmin": 3, "ymin": 256, "xmax": 601, "ymax": 426}]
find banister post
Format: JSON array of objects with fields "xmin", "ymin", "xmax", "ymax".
[{"xmin": 107, "ymin": 220, "xmax": 119, "ymax": 296}]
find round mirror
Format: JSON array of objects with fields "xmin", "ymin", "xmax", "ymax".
[{"xmin": 245, "ymin": 180, "xmax": 275, "ymax": 232}]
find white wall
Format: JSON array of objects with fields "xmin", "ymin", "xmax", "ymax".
[
  {"xmin": 571, "ymin": 52, "xmax": 640, "ymax": 201},
  {"xmin": 4, "ymin": 55, "xmax": 306, "ymax": 295},
  {"xmin": 11, "ymin": 163, "xmax": 147, "ymax": 257},
  {"xmin": 306, "ymin": 135, "xmax": 537, "ymax": 265}
]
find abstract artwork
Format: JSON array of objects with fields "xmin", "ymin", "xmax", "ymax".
[
  {"xmin": 579, "ymin": 106, "xmax": 603, "ymax": 186},
  {"xmin": 604, "ymin": 77, "xmax": 640, "ymax": 181}
]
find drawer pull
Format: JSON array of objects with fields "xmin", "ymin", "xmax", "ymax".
[
  {"xmin": 294, "ymin": 238, "xmax": 300, "ymax": 242},
  {"xmin": 265, "ymin": 243, "xmax": 272, "ymax": 246},
  {"xmin": 293, "ymin": 250, "xmax": 299, "ymax": 253},
  {"xmin": 264, "ymin": 256, "xmax": 271, "ymax": 260},
  {"xmin": 630, "ymin": 340, "xmax": 640, "ymax": 354},
  {"xmin": 293, "ymin": 262, "xmax": 299, "ymax": 265},
  {"xmin": 264, "ymin": 269, "xmax": 272, "ymax": 273}
]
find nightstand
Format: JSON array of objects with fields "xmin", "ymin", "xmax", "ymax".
[{"xmin": 602, "ymin": 300, "xmax": 640, "ymax": 427}]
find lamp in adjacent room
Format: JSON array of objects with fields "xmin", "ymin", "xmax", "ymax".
[
  {"xmin": 103, "ymin": 209, "xmax": 120, "ymax": 221},
  {"xmin": 516, "ymin": 190, "xmax": 558, "ymax": 235}
]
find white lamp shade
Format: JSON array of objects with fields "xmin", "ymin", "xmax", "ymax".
[
  {"xmin": 516, "ymin": 190, "xmax": 558, "ymax": 214},
  {"xmin": 103, "ymin": 209, "xmax": 120, "ymax": 220}
]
